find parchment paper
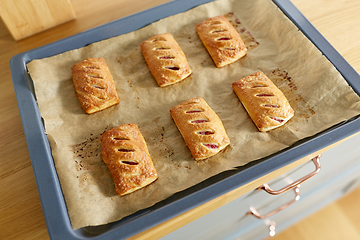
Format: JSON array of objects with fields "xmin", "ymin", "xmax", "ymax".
[{"xmin": 27, "ymin": 0, "xmax": 360, "ymax": 229}]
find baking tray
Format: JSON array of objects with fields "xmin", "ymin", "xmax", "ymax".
[{"xmin": 10, "ymin": 0, "xmax": 360, "ymax": 239}]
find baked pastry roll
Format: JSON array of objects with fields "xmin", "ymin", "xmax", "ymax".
[
  {"xmin": 140, "ymin": 33, "xmax": 192, "ymax": 87},
  {"xmin": 196, "ymin": 15, "xmax": 247, "ymax": 68},
  {"xmin": 71, "ymin": 58, "xmax": 119, "ymax": 114},
  {"xmin": 232, "ymin": 71, "xmax": 294, "ymax": 132},
  {"xmin": 100, "ymin": 124, "xmax": 158, "ymax": 196},
  {"xmin": 170, "ymin": 97, "xmax": 230, "ymax": 161}
]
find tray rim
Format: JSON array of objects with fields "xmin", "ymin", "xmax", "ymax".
[{"xmin": 9, "ymin": 0, "xmax": 360, "ymax": 239}]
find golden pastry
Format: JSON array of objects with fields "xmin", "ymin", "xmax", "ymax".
[
  {"xmin": 100, "ymin": 124, "xmax": 158, "ymax": 196},
  {"xmin": 140, "ymin": 33, "xmax": 192, "ymax": 87},
  {"xmin": 232, "ymin": 71, "xmax": 294, "ymax": 132},
  {"xmin": 196, "ymin": 15, "xmax": 247, "ymax": 68},
  {"xmin": 71, "ymin": 58, "xmax": 119, "ymax": 114},
  {"xmin": 170, "ymin": 97, "xmax": 230, "ymax": 161}
]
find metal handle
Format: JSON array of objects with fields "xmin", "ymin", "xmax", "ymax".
[
  {"xmin": 248, "ymin": 186, "xmax": 301, "ymax": 219},
  {"xmin": 257, "ymin": 155, "xmax": 321, "ymax": 195}
]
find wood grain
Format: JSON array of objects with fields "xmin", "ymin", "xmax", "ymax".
[
  {"xmin": 0, "ymin": 0, "xmax": 360, "ymax": 239},
  {"xmin": 0, "ymin": 0, "xmax": 76, "ymax": 40},
  {"xmin": 274, "ymin": 188, "xmax": 360, "ymax": 240}
]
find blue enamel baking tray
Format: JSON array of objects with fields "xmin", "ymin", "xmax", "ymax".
[{"xmin": 10, "ymin": 0, "xmax": 360, "ymax": 239}]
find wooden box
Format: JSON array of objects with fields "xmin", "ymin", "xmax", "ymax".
[{"xmin": 0, "ymin": 0, "xmax": 76, "ymax": 40}]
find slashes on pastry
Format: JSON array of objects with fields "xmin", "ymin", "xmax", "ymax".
[
  {"xmin": 71, "ymin": 58, "xmax": 119, "ymax": 114},
  {"xmin": 100, "ymin": 124, "xmax": 158, "ymax": 196},
  {"xmin": 170, "ymin": 97, "xmax": 230, "ymax": 161},
  {"xmin": 140, "ymin": 33, "xmax": 192, "ymax": 87},
  {"xmin": 232, "ymin": 71, "xmax": 294, "ymax": 132},
  {"xmin": 196, "ymin": 15, "xmax": 247, "ymax": 68}
]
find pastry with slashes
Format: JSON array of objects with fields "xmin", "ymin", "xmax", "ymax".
[
  {"xmin": 100, "ymin": 124, "xmax": 158, "ymax": 196},
  {"xmin": 71, "ymin": 58, "xmax": 119, "ymax": 114},
  {"xmin": 232, "ymin": 71, "xmax": 294, "ymax": 132},
  {"xmin": 170, "ymin": 97, "xmax": 230, "ymax": 161},
  {"xmin": 141, "ymin": 33, "xmax": 192, "ymax": 87},
  {"xmin": 196, "ymin": 15, "xmax": 247, "ymax": 68}
]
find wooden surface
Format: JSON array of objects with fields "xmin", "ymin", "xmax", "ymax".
[
  {"xmin": 1, "ymin": 0, "xmax": 360, "ymax": 239},
  {"xmin": 0, "ymin": 0, "xmax": 76, "ymax": 40},
  {"xmin": 274, "ymin": 187, "xmax": 360, "ymax": 240}
]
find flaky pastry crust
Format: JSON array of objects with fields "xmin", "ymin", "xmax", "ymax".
[
  {"xmin": 140, "ymin": 33, "xmax": 192, "ymax": 87},
  {"xmin": 100, "ymin": 124, "xmax": 158, "ymax": 196},
  {"xmin": 196, "ymin": 15, "xmax": 247, "ymax": 68},
  {"xmin": 170, "ymin": 97, "xmax": 230, "ymax": 161},
  {"xmin": 71, "ymin": 58, "xmax": 119, "ymax": 114},
  {"xmin": 232, "ymin": 71, "xmax": 294, "ymax": 132}
]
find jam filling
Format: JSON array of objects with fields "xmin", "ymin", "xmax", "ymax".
[
  {"xmin": 191, "ymin": 119, "xmax": 209, "ymax": 123},
  {"xmin": 217, "ymin": 37, "xmax": 232, "ymax": 41},
  {"xmin": 88, "ymin": 75, "xmax": 103, "ymax": 79},
  {"xmin": 121, "ymin": 161, "xmax": 138, "ymax": 165},
  {"xmin": 186, "ymin": 110, "xmax": 204, "ymax": 114},
  {"xmin": 118, "ymin": 149, "xmax": 135, "ymax": 152},
  {"xmin": 113, "ymin": 137, "xmax": 129, "ymax": 141},
  {"xmin": 196, "ymin": 131, "xmax": 214, "ymax": 135},
  {"xmin": 152, "ymin": 38, "xmax": 166, "ymax": 42},
  {"xmin": 211, "ymin": 29, "xmax": 227, "ymax": 33},
  {"xmin": 270, "ymin": 117, "xmax": 284, "ymax": 123},
  {"xmin": 154, "ymin": 47, "xmax": 170, "ymax": 50},
  {"xmin": 159, "ymin": 56, "xmax": 175, "ymax": 59},
  {"xmin": 165, "ymin": 66, "xmax": 180, "ymax": 70},
  {"xmin": 256, "ymin": 93, "xmax": 274, "ymax": 97},
  {"xmin": 86, "ymin": 66, "xmax": 100, "ymax": 70},
  {"xmin": 90, "ymin": 84, "xmax": 105, "ymax": 89},
  {"xmin": 203, "ymin": 143, "xmax": 219, "ymax": 149}
]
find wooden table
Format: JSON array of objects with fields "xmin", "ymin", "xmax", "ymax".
[{"xmin": 1, "ymin": 0, "xmax": 359, "ymax": 239}]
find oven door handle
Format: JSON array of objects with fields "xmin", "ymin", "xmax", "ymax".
[{"xmin": 257, "ymin": 155, "xmax": 321, "ymax": 195}]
